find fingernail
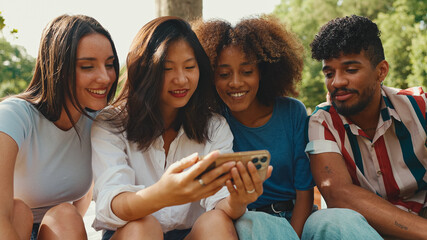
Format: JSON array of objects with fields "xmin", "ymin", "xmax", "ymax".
[{"xmin": 225, "ymin": 161, "xmax": 236, "ymax": 167}]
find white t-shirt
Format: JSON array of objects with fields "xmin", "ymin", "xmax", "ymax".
[
  {"xmin": 0, "ymin": 98, "xmax": 93, "ymax": 223},
  {"xmin": 91, "ymin": 109, "xmax": 234, "ymax": 232}
]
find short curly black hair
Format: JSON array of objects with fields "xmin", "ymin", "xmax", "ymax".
[
  {"xmin": 311, "ymin": 15, "xmax": 384, "ymax": 67},
  {"xmin": 193, "ymin": 16, "xmax": 304, "ymax": 106}
]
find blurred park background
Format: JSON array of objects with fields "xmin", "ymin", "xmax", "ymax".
[{"xmin": 0, "ymin": 0, "xmax": 426, "ymax": 111}]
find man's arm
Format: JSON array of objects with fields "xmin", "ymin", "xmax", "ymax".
[{"xmin": 311, "ymin": 152, "xmax": 427, "ymax": 240}]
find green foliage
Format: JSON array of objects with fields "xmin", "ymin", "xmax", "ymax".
[
  {"xmin": 377, "ymin": 0, "xmax": 427, "ymax": 89},
  {"xmin": 273, "ymin": 0, "xmax": 427, "ymax": 110},
  {"xmin": 0, "ymin": 11, "xmax": 5, "ymax": 31},
  {"xmin": 407, "ymin": 24, "xmax": 427, "ymax": 87},
  {"xmin": 0, "ymin": 37, "xmax": 35, "ymax": 97},
  {"xmin": 0, "ymin": 12, "xmax": 35, "ymax": 98}
]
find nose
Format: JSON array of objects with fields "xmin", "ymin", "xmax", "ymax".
[
  {"xmin": 228, "ymin": 73, "xmax": 243, "ymax": 88},
  {"xmin": 330, "ymin": 71, "xmax": 348, "ymax": 89},
  {"xmin": 96, "ymin": 66, "xmax": 113, "ymax": 84},
  {"xmin": 173, "ymin": 68, "xmax": 188, "ymax": 85}
]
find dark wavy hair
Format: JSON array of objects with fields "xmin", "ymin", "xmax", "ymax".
[
  {"xmin": 113, "ymin": 16, "xmax": 215, "ymax": 151},
  {"xmin": 193, "ymin": 16, "xmax": 304, "ymax": 107},
  {"xmin": 16, "ymin": 14, "xmax": 119, "ymax": 126},
  {"xmin": 310, "ymin": 15, "xmax": 384, "ymax": 67}
]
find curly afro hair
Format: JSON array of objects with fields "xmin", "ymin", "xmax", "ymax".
[
  {"xmin": 310, "ymin": 15, "xmax": 384, "ymax": 67},
  {"xmin": 192, "ymin": 16, "xmax": 304, "ymax": 106}
]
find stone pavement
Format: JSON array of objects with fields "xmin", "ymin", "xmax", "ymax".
[{"xmin": 84, "ymin": 201, "xmax": 102, "ymax": 240}]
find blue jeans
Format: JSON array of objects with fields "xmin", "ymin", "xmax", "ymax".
[
  {"xmin": 301, "ymin": 208, "xmax": 383, "ymax": 240},
  {"xmin": 235, "ymin": 211, "xmax": 299, "ymax": 240},
  {"xmin": 31, "ymin": 223, "xmax": 40, "ymax": 240}
]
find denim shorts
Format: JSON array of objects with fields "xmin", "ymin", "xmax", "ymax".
[{"xmin": 102, "ymin": 228, "xmax": 191, "ymax": 240}]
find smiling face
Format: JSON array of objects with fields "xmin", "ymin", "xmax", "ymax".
[
  {"xmin": 214, "ymin": 46, "xmax": 260, "ymax": 114},
  {"xmin": 160, "ymin": 39, "xmax": 199, "ymax": 116},
  {"xmin": 322, "ymin": 51, "xmax": 384, "ymax": 117},
  {"xmin": 75, "ymin": 33, "xmax": 116, "ymax": 112}
]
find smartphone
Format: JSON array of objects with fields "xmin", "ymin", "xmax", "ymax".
[{"xmin": 198, "ymin": 150, "xmax": 271, "ymax": 181}]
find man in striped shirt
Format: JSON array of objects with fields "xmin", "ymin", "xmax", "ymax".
[{"xmin": 302, "ymin": 15, "xmax": 427, "ymax": 240}]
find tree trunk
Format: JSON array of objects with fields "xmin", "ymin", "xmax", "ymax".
[{"xmin": 155, "ymin": 0, "xmax": 202, "ymax": 21}]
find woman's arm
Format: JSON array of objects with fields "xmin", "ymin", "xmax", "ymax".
[
  {"xmin": 0, "ymin": 132, "xmax": 22, "ymax": 240},
  {"xmin": 290, "ymin": 189, "xmax": 314, "ymax": 237},
  {"xmin": 111, "ymin": 151, "xmax": 235, "ymax": 221}
]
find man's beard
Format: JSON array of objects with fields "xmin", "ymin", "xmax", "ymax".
[{"xmin": 331, "ymin": 84, "xmax": 377, "ymax": 117}]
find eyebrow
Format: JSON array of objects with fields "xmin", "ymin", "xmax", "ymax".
[
  {"xmin": 77, "ymin": 56, "xmax": 115, "ymax": 61},
  {"xmin": 322, "ymin": 60, "xmax": 362, "ymax": 71},
  {"xmin": 218, "ymin": 61, "xmax": 255, "ymax": 68},
  {"xmin": 165, "ymin": 58, "xmax": 196, "ymax": 63}
]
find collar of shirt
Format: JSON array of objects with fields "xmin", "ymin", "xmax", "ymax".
[
  {"xmin": 342, "ymin": 87, "xmax": 402, "ymax": 140},
  {"xmin": 152, "ymin": 126, "xmax": 186, "ymax": 150}
]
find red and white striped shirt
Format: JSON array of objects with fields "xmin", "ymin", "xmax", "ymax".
[{"xmin": 306, "ymin": 86, "xmax": 427, "ymax": 214}]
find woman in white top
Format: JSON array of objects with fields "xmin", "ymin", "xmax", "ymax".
[
  {"xmin": 91, "ymin": 16, "xmax": 270, "ymax": 240},
  {"xmin": 0, "ymin": 15, "xmax": 119, "ymax": 239}
]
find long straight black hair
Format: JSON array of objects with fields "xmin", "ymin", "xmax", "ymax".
[{"xmin": 113, "ymin": 16, "xmax": 216, "ymax": 151}]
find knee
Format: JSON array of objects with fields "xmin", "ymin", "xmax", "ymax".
[
  {"xmin": 305, "ymin": 208, "xmax": 365, "ymax": 227},
  {"xmin": 234, "ymin": 211, "xmax": 260, "ymax": 231},
  {"xmin": 189, "ymin": 210, "xmax": 237, "ymax": 239},
  {"xmin": 235, "ymin": 211, "xmax": 298, "ymax": 240},
  {"xmin": 124, "ymin": 215, "xmax": 161, "ymax": 231},
  {"xmin": 117, "ymin": 215, "xmax": 162, "ymax": 238},
  {"xmin": 38, "ymin": 203, "xmax": 86, "ymax": 239},
  {"xmin": 196, "ymin": 209, "xmax": 233, "ymax": 227},
  {"xmin": 302, "ymin": 208, "xmax": 378, "ymax": 240},
  {"xmin": 13, "ymin": 199, "xmax": 33, "ymax": 229},
  {"xmin": 44, "ymin": 203, "xmax": 83, "ymax": 226}
]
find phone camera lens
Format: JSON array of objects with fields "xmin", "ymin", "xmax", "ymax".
[
  {"xmin": 255, "ymin": 164, "xmax": 262, "ymax": 169},
  {"xmin": 260, "ymin": 157, "xmax": 267, "ymax": 162},
  {"xmin": 252, "ymin": 157, "xmax": 259, "ymax": 163}
]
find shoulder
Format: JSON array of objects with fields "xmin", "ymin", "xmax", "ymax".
[
  {"xmin": 208, "ymin": 113, "xmax": 228, "ymax": 129},
  {"xmin": 383, "ymin": 85, "xmax": 427, "ymax": 111},
  {"xmin": 1, "ymin": 97, "xmax": 33, "ymax": 110},
  {"xmin": 274, "ymin": 97, "xmax": 308, "ymax": 123},
  {"xmin": 207, "ymin": 113, "xmax": 231, "ymax": 135},
  {"xmin": 276, "ymin": 96, "xmax": 306, "ymax": 110},
  {"xmin": 384, "ymin": 85, "xmax": 425, "ymax": 97},
  {"xmin": 383, "ymin": 85, "xmax": 426, "ymax": 102},
  {"xmin": 308, "ymin": 101, "xmax": 335, "ymax": 123},
  {"xmin": 95, "ymin": 106, "xmax": 121, "ymax": 120},
  {"xmin": 0, "ymin": 97, "xmax": 37, "ymax": 119},
  {"xmin": 92, "ymin": 106, "xmax": 125, "ymax": 131}
]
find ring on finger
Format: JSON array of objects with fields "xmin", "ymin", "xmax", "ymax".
[
  {"xmin": 198, "ymin": 178, "xmax": 205, "ymax": 186},
  {"xmin": 247, "ymin": 189, "xmax": 256, "ymax": 194}
]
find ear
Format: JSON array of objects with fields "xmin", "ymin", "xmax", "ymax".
[{"xmin": 376, "ymin": 60, "xmax": 389, "ymax": 83}]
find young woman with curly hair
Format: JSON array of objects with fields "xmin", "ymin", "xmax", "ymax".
[
  {"xmin": 91, "ymin": 16, "xmax": 269, "ymax": 240},
  {"xmin": 193, "ymin": 16, "xmax": 315, "ymax": 238}
]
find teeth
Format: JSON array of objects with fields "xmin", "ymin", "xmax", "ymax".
[
  {"xmin": 230, "ymin": 92, "xmax": 246, "ymax": 97},
  {"xmin": 88, "ymin": 89, "xmax": 107, "ymax": 95},
  {"xmin": 172, "ymin": 90, "xmax": 187, "ymax": 94}
]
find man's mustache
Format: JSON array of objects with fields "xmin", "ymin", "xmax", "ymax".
[{"xmin": 330, "ymin": 88, "xmax": 359, "ymax": 99}]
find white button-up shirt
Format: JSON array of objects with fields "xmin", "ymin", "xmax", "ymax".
[{"xmin": 91, "ymin": 112, "xmax": 234, "ymax": 232}]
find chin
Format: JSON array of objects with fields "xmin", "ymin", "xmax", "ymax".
[
  {"xmin": 86, "ymin": 103, "xmax": 108, "ymax": 112},
  {"xmin": 228, "ymin": 105, "xmax": 249, "ymax": 113}
]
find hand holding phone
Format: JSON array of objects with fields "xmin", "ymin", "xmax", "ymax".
[{"xmin": 198, "ymin": 150, "xmax": 271, "ymax": 181}]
